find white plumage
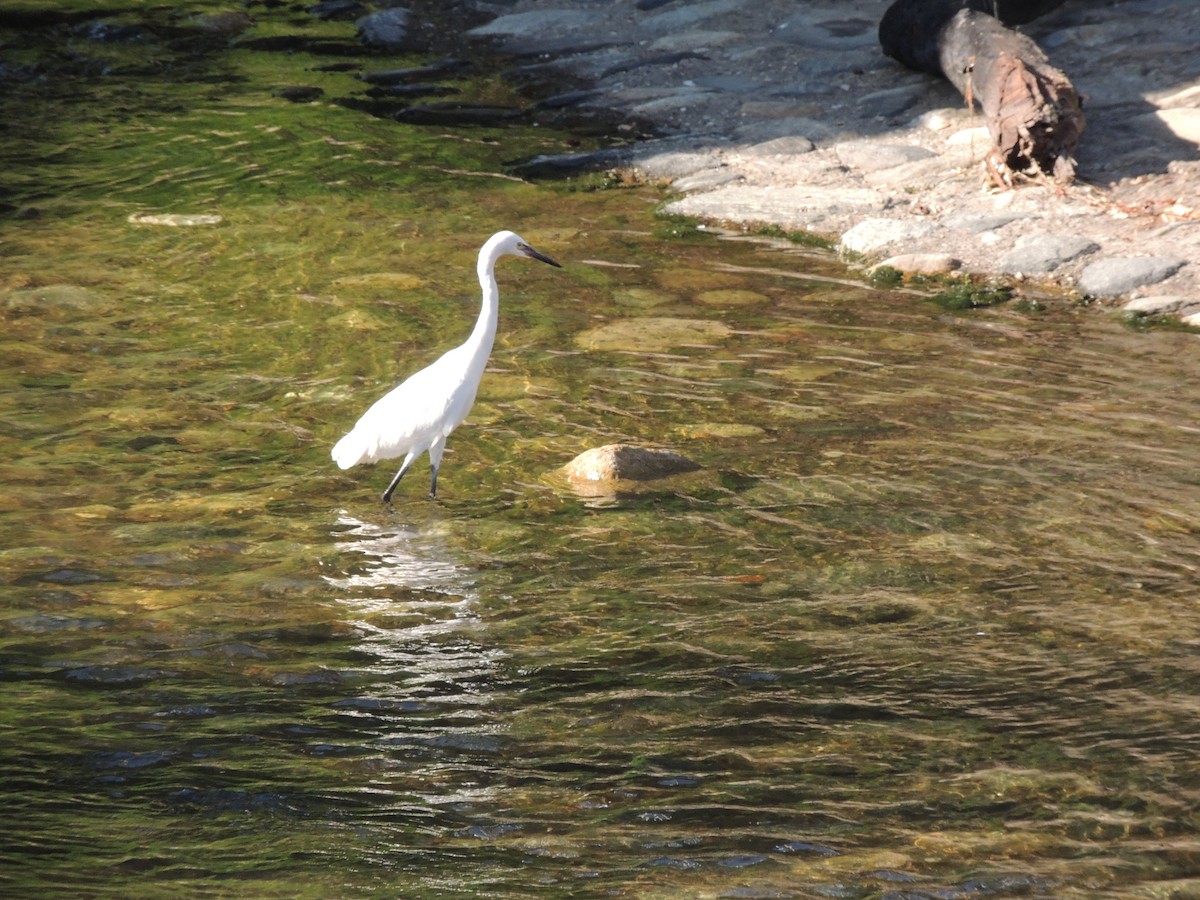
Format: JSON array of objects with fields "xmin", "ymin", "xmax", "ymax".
[{"xmin": 331, "ymin": 230, "xmax": 561, "ymax": 501}]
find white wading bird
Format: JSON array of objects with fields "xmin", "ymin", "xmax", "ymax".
[{"xmin": 331, "ymin": 231, "xmax": 561, "ymax": 502}]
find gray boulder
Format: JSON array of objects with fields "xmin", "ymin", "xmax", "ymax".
[{"xmin": 356, "ymin": 8, "xmax": 410, "ymax": 50}]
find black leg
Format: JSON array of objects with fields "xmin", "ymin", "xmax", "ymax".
[
  {"xmin": 427, "ymin": 465, "xmax": 439, "ymax": 500},
  {"xmin": 381, "ymin": 459, "xmax": 412, "ymax": 503}
]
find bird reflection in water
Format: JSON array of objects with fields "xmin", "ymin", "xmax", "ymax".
[{"xmin": 327, "ymin": 514, "xmax": 503, "ymax": 697}]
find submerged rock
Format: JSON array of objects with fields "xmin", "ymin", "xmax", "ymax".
[
  {"xmin": 77, "ymin": 20, "xmax": 154, "ymax": 43},
  {"xmin": 277, "ymin": 86, "xmax": 324, "ymax": 103},
  {"xmin": 128, "ymin": 213, "xmax": 222, "ymax": 227},
  {"xmin": 2, "ymin": 284, "xmax": 107, "ymax": 315},
  {"xmin": 358, "ymin": 59, "xmax": 472, "ymax": 85},
  {"xmin": 561, "ymin": 444, "xmax": 700, "ymax": 483},
  {"xmin": 308, "ymin": 0, "xmax": 367, "ymax": 21},
  {"xmin": 510, "ymin": 147, "xmax": 633, "ymax": 180},
  {"xmin": 575, "ymin": 316, "xmax": 732, "ymax": 351},
  {"xmin": 190, "ymin": 11, "xmax": 255, "ymax": 35},
  {"xmin": 355, "ymin": 7, "xmax": 410, "ymax": 50}
]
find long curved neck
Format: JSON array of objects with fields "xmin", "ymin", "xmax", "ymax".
[{"xmin": 465, "ymin": 251, "xmax": 500, "ymax": 363}]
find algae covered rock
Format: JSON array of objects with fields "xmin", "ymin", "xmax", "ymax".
[{"xmin": 575, "ymin": 316, "xmax": 732, "ymax": 351}]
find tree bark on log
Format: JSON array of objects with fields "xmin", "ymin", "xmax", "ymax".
[{"xmin": 879, "ymin": 0, "xmax": 1084, "ymax": 185}]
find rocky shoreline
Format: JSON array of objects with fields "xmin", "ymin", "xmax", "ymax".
[{"xmin": 441, "ymin": 0, "xmax": 1200, "ymax": 324}]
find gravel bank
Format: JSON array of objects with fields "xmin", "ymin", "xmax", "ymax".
[{"xmin": 450, "ymin": 0, "xmax": 1200, "ymax": 322}]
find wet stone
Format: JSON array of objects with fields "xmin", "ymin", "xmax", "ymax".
[
  {"xmin": 468, "ymin": 9, "xmax": 600, "ymax": 51},
  {"xmin": 1122, "ymin": 295, "xmax": 1193, "ymax": 315},
  {"xmin": 157, "ymin": 705, "xmax": 218, "ymax": 718},
  {"xmin": 1078, "ymin": 256, "xmax": 1187, "ymax": 297},
  {"xmin": 536, "ymin": 88, "xmax": 604, "ymax": 110},
  {"xmin": 613, "ymin": 287, "xmax": 675, "ymax": 308},
  {"xmin": 358, "ymin": 59, "xmax": 472, "ymax": 85},
  {"xmin": 643, "ymin": 856, "xmax": 700, "ymax": 869},
  {"xmin": 562, "ymin": 444, "xmax": 701, "ymax": 483},
  {"xmin": 93, "ymin": 750, "xmax": 173, "ymax": 769},
  {"xmin": 37, "ymin": 567, "xmax": 109, "ymax": 585},
  {"xmin": 575, "ymin": 316, "xmax": 732, "ymax": 352},
  {"xmin": 277, "ymin": 86, "xmax": 324, "ymax": 103},
  {"xmin": 694, "ymin": 288, "xmax": 769, "ymax": 307},
  {"xmin": 671, "ymin": 167, "xmax": 742, "ymax": 192},
  {"xmin": 678, "ymin": 422, "xmax": 766, "ymax": 438},
  {"xmin": 719, "ymin": 854, "xmax": 769, "ymax": 868},
  {"xmin": 640, "ymin": 0, "xmax": 741, "ymax": 34},
  {"xmin": 467, "ymin": 9, "xmax": 600, "ymax": 40},
  {"xmin": 691, "ymin": 74, "xmax": 762, "ymax": 94},
  {"xmin": 169, "ymin": 788, "xmax": 299, "ymax": 814},
  {"xmin": 189, "ymin": 11, "xmax": 255, "ymax": 35},
  {"xmin": 2, "ymin": 284, "xmax": 106, "ymax": 315},
  {"xmin": 308, "ymin": 0, "xmax": 368, "ymax": 21},
  {"xmin": 649, "ymin": 30, "xmax": 742, "ymax": 52},
  {"xmin": 126, "ymin": 434, "xmax": 180, "ymax": 452},
  {"xmin": 355, "ymin": 7, "xmax": 409, "ymax": 50},
  {"xmin": 270, "ymin": 669, "xmax": 342, "ymax": 686},
  {"xmin": 10, "ymin": 614, "xmax": 107, "ymax": 633},
  {"xmin": 510, "ymin": 147, "xmax": 633, "ymax": 180},
  {"xmin": 65, "ymin": 665, "xmax": 178, "ymax": 685},
  {"xmin": 394, "ymin": 102, "xmax": 523, "ymax": 126},
  {"xmin": 77, "ymin": 21, "xmax": 154, "ymax": 43},
  {"xmin": 215, "ymin": 642, "xmax": 269, "ymax": 660},
  {"xmin": 367, "ymin": 83, "xmax": 459, "ymax": 99},
  {"xmin": 718, "ymin": 667, "xmax": 782, "ymax": 684},
  {"xmin": 998, "ymin": 233, "xmax": 1100, "ymax": 274}
]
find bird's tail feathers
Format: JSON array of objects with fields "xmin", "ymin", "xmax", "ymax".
[{"xmin": 331, "ymin": 430, "xmax": 370, "ymax": 470}]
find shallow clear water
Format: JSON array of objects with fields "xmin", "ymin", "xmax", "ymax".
[{"xmin": 2, "ymin": 5, "xmax": 1200, "ymax": 899}]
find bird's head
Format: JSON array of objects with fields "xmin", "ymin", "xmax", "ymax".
[{"xmin": 487, "ymin": 230, "xmax": 562, "ymax": 268}]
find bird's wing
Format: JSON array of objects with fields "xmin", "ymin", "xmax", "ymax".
[{"xmin": 332, "ymin": 356, "xmax": 462, "ymax": 467}]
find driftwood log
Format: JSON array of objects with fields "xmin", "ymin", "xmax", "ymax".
[{"xmin": 879, "ymin": 0, "xmax": 1084, "ymax": 184}]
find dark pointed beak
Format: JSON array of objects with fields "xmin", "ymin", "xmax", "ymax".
[{"xmin": 520, "ymin": 244, "xmax": 561, "ymax": 268}]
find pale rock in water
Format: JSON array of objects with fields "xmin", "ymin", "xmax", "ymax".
[{"xmin": 562, "ymin": 444, "xmax": 700, "ymax": 483}]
